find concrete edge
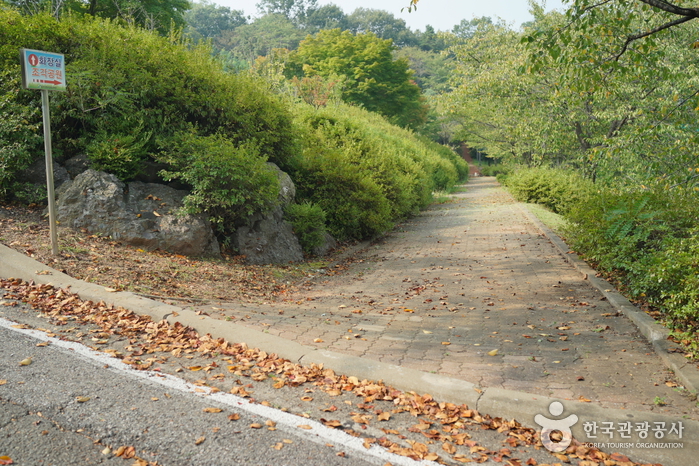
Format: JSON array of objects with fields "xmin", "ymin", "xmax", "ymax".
[
  {"xmin": 516, "ymin": 203, "xmax": 699, "ymax": 396},
  {"xmin": 2, "ymin": 242, "xmax": 697, "ymax": 464}
]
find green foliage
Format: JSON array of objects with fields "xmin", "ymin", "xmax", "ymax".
[
  {"xmin": 7, "ymin": 0, "xmax": 190, "ymax": 35},
  {"xmin": 286, "ymin": 29, "xmax": 427, "ymax": 129},
  {"xmin": 184, "ymin": 0, "xmax": 247, "ymax": 41},
  {"xmin": 479, "ymin": 164, "xmax": 511, "ymax": 177},
  {"xmin": 0, "ymin": 71, "xmax": 43, "ymax": 200},
  {"xmin": 158, "ymin": 131, "xmax": 279, "ymax": 230},
  {"xmin": 0, "ymin": 9, "xmax": 297, "ymax": 185},
  {"xmin": 503, "ymin": 167, "xmax": 594, "ymax": 215},
  {"xmin": 287, "ymin": 103, "xmax": 465, "ymax": 240},
  {"xmin": 86, "ymin": 129, "xmax": 151, "ymax": 180},
  {"xmin": 286, "ymin": 201, "xmax": 326, "ymax": 253},
  {"xmin": 565, "ymin": 188, "xmax": 699, "ymax": 329}
]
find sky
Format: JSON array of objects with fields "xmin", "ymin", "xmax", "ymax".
[{"xmin": 214, "ymin": 0, "xmax": 566, "ymax": 32}]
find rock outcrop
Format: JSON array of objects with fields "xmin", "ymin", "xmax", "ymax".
[
  {"xmin": 56, "ymin": 170, "xmax": 220, "ymax": 257},
  {"xmin": 233, "ymin": 163, "xmax": 304, "ymax": 264}
]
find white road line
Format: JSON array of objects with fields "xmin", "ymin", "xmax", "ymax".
[{"xmin": 0, "ymin": 316, "xmax": 438, "ymax": 466}]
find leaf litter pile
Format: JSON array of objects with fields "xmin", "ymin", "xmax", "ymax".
[
  {"xmin": 0, "ymin": 205, "xmax": 334, "ymax": 303},
  {"xmin": 0, "ymin": 279, "xmax": 662, "ymax": 466}
]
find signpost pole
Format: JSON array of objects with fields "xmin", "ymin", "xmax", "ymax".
[{"xmin": 41, "ymin": 89, "xmax": 59, "ymax": 255}]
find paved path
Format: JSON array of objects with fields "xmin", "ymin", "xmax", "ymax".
[{"xmin": 199, "ymin": 177, "xmax": 698, "ymax": 419}]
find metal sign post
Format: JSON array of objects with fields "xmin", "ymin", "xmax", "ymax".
[{"xmin": 20, "ymin": 48, "xmax": 67, "ymax": 255}]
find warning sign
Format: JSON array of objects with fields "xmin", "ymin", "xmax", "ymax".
[{"xmin": 20, "ymin": 48, "xmax": 66, "ymax": 91}]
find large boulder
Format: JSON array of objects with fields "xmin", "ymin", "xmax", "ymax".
[
  {"xmin": 18, "ymin": 158, "xmax": 71, "ymax": 190},
  {"xmin": 233, "ymin": 163, "xmax": 304, "ymax": 264},
  {"xmin": 56, "ymin": 170, "xmax": 220, "ymax": 257}
]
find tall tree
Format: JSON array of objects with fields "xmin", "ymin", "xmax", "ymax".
[
  {"xmin": 184, "ymin": 0, "xmax": 246, "ymax": 41},
  {"xmin": 346, "ymin": 8, "xmax": 417, "ymax": 47},
  {"xmin": 285, "ymin": 29, "xmax": 427, "ymax": 128}
]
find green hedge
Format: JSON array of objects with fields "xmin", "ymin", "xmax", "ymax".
[
  {"xmin": 0, "ymin": 9, "xmax": 296, "ymax": 188},
  {"xmin": 287, "ymin": 103, "xmax": 467, "ymax": 240},
  {"xmin": 565, "ymin": 188, "xmax": 699, "ymax": 329},
  {"xmin": 502, "ymin": 166, "xmax": 594, "ymax": 215},
  {"xmin": 504, "ymin": 165, "xmax": 699, "ymax": 338}
]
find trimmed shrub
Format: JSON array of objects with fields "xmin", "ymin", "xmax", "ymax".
[
  {"xmin": 503, "ymin": 166, "xmax": 594, "ymax": 215},
  {"xmin": 287, "ymin": 103, "xmax": 467, "ymax": 240},
  {"xmin": 158, "ymin": 132, "xmax": 279, "ymax": 232},
  {"xmin": 0, "ymin": 9, "xmax": 297, "ymax": 188},
  {"xmin": 286, "ymin": 201, "xmax": 327, "ymax": 253}
]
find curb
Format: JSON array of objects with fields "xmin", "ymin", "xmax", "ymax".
[
  {"xmin": 517, "ymin": 203, "xmax": 699, "ymax": 396},
  {"xmin": 1, "ymin": 240, "xmax": 697, "ymax": 465}
]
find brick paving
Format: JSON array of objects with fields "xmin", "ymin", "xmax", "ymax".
[{"xmin": 196, "ymin": 177, "xmax": 699, "ymax": 419}]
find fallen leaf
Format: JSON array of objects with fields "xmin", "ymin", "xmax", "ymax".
[
  {"xmin": 250, "ymin": 423, "xmax": 262, "ymax": 429},
  {"xmin": 11, "ymin": 324, "xmax": 29, "ymax": 329},
  {"xmin": 301, "ymin": 396, "xmax": 313, "ymax": 401},
  {"xmin": 36, "ymin": 342, "xmax": 49, "ymax": 347},
  {"xmin": 104, "ymin": 287, "xmax": 117, "ymax": 292},
  {"xmin": 272, "ymin": 442, "xmax": 284, "ymax": 450},
  {"xmin": 0, "ymin": 380, "xmax": 6, "ymax": 385},
  {"xmin": 101, "ymin": 447, "xmax": 111, "ymax": 455},
  {"xmin": 228, "ymin": 413, "xmax": 240, "ymax": 421},
  {"xmin": 487, "ymin": 349, "xmax": 498, "ymax": 356},
  {"xmin": 423, "ymin": 330, "xmax": 433, "ymax": 334},
  {"xmin": 313, "ymin": 338, "xmax": 324, "ymax": 343},
  {"xmin": 195, "ymin": 436, "xmax": 206, "ymax": 445},
  {"xmin": 297, "ymin": 425, "xmax": 312, "ymax": 430},
  {"xmin": 18, "ymin": 357, "xmax": 32, "ymax": 366},
  {"xmin": 0, "ymin": 456, "xmax": 12, "ymax": 465},
  {"xmin": 579, "ymin": 395, "xmax": 592, "ymax": 402},
  {"xmin": 377, "ymin": 412, "xmax": 391, "ymax": 421},
  {"xmin": 76, "ymin": 396, "xmax": 90, "ymax": 403},
  {"xmin": 203, "ymin": 407, "xmax": 223, "ymax": 413}
]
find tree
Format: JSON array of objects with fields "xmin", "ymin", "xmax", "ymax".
[
  {"xmin": 452, "ymin": 16, "xmax": 492, "ymax": 39},
  {"xmin": 303, "ymin": 3, "xmax": 347, "ymax": 33},
  {"xmin": 285, "ymin": 29, "xmax": 427, "ymax": 129},
  {"xmin": 346, "ymin": 8, "xmax": 418, "ymax": 47},
  {"xmin": 184, "ymin": 0, "xmax": 247, "ymax": 41},
  {"xmin": 6, "ymin": 0, "xmax": 190, "ymax": 34},
  {"xmin": 521, "ymin": 2, "xmax": 699, "ymax": 186},
  {"xmin": 256, "ymin": 0, "xmax": 317, "ymax": 27},
  {"xmin": 218, "ymin": 13, "xmax": 304, "ymax": 61}
]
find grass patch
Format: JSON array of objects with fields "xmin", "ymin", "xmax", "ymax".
[{"xmin": 523, "ymin": 203, "xmax": 568, "ymax": 235}]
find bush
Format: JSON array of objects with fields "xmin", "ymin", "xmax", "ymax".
[
  {"xmin": 480, "ymin": 164, "xmax": 511, "ymax": 177},
  {"xmin": 503, "ymin": 166, "xmax": 594, "ymax": 215},
  {"xmin": 86, "ymin": 130, "xmax": 151, "ymax": 180},
  {"xmin": 565, "ymin": 188, "xmax": 699, "ymax": 325},
  {"xmin": 286, "ymin": 202, "xmax": 327, "ymax": 253},
  {"xmin": 0, "ymin": 9, "xmax": 298, "ymax": 186},
  {"xmin": 0, "ymin": 72, "xmax": 43, "ymax": 200},
  {"xmin": 158, "ymin": 132, "xmax": 279, "ymax": 233},
  {"xmin": 287, "ymin": 103, "xmax": 467, "ymax": 240}
]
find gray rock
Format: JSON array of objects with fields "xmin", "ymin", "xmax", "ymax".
[
  {"xmin": 233, "ymin": 164, "xmax": 303, "ymax": 264},
  {"xmin": 269, "ymin": 162, "xmax": 295, "ymax": 206},
  {"xmin": 63, "ymin": 154, "xmax": 91, "ymax": 179},
  {"xmin": 312, "ymin": 231, "xmax": 337, "ymax": 256},
  {"xmin": 17, "ymin": 158, "xmax": 71, "ymax": 190},
  {"xmin": 56, "ymin": 170, "xmax": 219, "ymax": 257}
]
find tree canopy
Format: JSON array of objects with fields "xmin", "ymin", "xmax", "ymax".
[{"xmin": 285, "ymin": 29, "xmax": 428, "ymax": 129}]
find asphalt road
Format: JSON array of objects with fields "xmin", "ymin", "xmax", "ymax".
[{"xmin": 0, "ymin": 313, "xmax": 401, "ymax": 466}]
